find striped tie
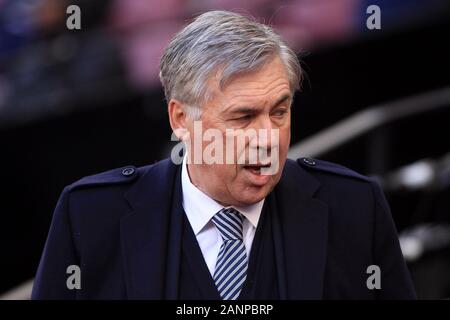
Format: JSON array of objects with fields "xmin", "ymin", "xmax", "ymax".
[{"xmin": 211, "ymin": 208, "xmax": 248, "ymax": 300}]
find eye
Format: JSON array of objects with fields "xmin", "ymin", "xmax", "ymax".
[
  {"xmin": 233, "ymin": 114, "xmax": 252, "ymax": 122},
  {"xmin": 272, "ymin": 109, "xmax": 288, "ymax": 117}
]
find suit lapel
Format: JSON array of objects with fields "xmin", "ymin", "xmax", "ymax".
[
  {"xmin": 120, "ymin": 159, "xmax": 182, "ymax": 299},
  {"xmin": 273, "ymin": 160, "xmax": 329, "ymax": 299}
]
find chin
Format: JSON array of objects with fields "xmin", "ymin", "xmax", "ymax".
[{"xmin": 235, "ymin": 187, "xmax": 270, "ymax": 206}]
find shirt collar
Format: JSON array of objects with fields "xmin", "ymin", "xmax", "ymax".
[{"xmin": 181, "ymin": 154, "xmax": 264, "ymax": 235}]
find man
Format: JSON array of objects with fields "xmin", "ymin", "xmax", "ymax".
[{"xmin": 32, "ymin": 11, "xmax": 416, "ymax": 299}]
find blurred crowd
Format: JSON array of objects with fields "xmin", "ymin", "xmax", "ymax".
[{"xmin": 1, "ymin": 0, "xmax": 448, "ymax": 126}]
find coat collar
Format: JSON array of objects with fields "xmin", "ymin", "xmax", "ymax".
[
  {"xmin": 272, "ymin": 159, "xmax": 329, "ymax": 299},
  {"xmin": 121, "ymin": 159, "xmax": 181, "ymax": 299},
  {"xmin": 119, "ymin": 158, "xmax": 328, "ymax": 299}
]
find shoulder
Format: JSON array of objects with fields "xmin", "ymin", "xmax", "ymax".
[
  {"xmin": 283, "ymin": 157, "xmax": 383, "ymax": 200},
  {"xmin": 67, "ymin": 166, "xmax": 140, "ymax": 191},
  {"xmin": 64, "ymin": 158, "xmax": 174, "ymax": 194},
  {"xmin": 65, "ymin": 165, "xmax": 143, "ymax": 195},
  {"xmin": 294, "ymin": 157, "xmax": 374, "ymax": 184},
  {"xmin": 290, "ymin": 157, "xmax": 385, "ymax": 205}
]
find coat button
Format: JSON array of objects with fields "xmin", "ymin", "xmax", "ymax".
[
  {"xmin": 302, "ymin": 157, "xmax": 316, "ymax": 166},
  {"xmin": 122, "ymin": 167, "xmax": 135, "ymax": 176}
]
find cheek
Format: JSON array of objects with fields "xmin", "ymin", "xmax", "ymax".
[
  {"xmin": 279, "ymin": 127, "xmax": 291, "ymax": 150},
  {"xmin": 212, "ymin": 164, "xmax": 239, "ymax": 181}
]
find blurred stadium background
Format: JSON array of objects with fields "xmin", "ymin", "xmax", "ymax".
[{"xmin": 0, "ymin": 0, "xmax": 449, "ymax": 299}]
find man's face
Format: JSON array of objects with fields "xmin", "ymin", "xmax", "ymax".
[{"xmin": 184, "ymin": 55, "xmax": 292, "ymax": 207}]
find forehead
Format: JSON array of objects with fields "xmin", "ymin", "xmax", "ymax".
[{"xmin": 207, "ymin": 56, "xmax": 291, "ymax": 108}]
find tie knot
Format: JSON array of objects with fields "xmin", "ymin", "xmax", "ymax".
[{"xmin": 212, "ymin": 208, "xmax": 244, "ymax": 241}]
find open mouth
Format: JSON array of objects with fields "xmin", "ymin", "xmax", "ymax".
[{"xmin": 243, "ymin": 164, "xmax": 271, "ymax": 175}]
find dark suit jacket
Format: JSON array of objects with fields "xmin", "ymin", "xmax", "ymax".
[{"xmin": 32, "ymin": 157, "xmax": 416, "ymax": 299}]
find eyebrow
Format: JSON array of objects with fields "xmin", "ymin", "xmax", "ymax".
[
  {"xmin": 272, "ymin": 93, "xmax": 292, "ymax": 109},
  {"xmin": 228, "ymin": 93, "xmax": 292, "ymax": 114}
]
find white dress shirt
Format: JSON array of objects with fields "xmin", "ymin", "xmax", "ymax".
[{"xmin": 181, "ymin": 155, "xmax": 265, "ymax": 277}]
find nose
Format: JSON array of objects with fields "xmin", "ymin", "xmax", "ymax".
[{"xmin": 249, "ymin": 115, "xmax": 279, "ymax": 155}]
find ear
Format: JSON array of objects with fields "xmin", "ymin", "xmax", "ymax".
[{"xmin": 168, "ymin": 99, "xmax": 190, "ymax": 140}]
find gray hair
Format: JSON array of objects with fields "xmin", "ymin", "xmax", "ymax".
[{"xmin": 159, "ymin": 10, "xmax": 302, "ymax": 120}]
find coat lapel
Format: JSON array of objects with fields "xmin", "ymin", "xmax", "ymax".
[
  {"xmin": 118, "ymin": 158, "xmax": 328, "ymax": 300},
  {"xmin": 273, "ymin": 159, "xmax": 329, "ymax": 299},
  {"xmin": 120, "ymin": 159, "xmax": 182, "ymax": 299}
]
